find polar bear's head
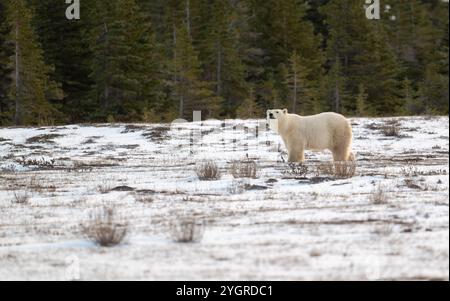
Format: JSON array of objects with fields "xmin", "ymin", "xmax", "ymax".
[
  {"xmin": 266, "ymin": 109, "xmax": 288, "ymax": 120},
  {"xmin": 266, "ymin": 109, "xmax": 288, "ymax": 132}
]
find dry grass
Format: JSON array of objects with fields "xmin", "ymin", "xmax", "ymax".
[
  {"xmin": 97, "ymin": 181, "xmax": 112, "ymax": 194},
  {"xmin": 81, "ymin": 206, "xmax": 128, "ymax": 247},
  {"xmin": 283, "ymin": 163, "xmax": 309, "ymax": 178},
  {"xmin": 227, "ymin": 179, "xmax": 248, "ymax": 195},
  {"xmin": 12, "ymin": 191, "xmax": 30, "ymax": 204},
  {"xmin": 230, "ymin": 159, "xmax": 258, "ymax": 179},
  {"xmin": 195, "ymin": 160, "xmax": 221, "ymax": 181},
  {"xmin": 134, "ymin": 193, "xmax": 154, "ymax": 203},
  {"xmin": 334, "ymin": 161, "xmax": 357, "ymax": 178},
  {"xmin": 369, "ymin": 184, "xmax": 388, "ymax": 204},
  {"xmin": 315, "ymin": 161, "xmax": 356, "ymax": 179},
  {"xmin": 381, "ymin": 120, "xmax": 401, "ymax": 137},
  {"xmin": 169, "ymin": 217, "xmax": 204, "ymax": 243}
]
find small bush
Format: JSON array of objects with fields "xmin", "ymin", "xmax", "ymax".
[
  {"xmin": 334, "ymin": 161, "xmax": 357, "ymax": 178},
  {"xmin": 81, "ymin": 206, "xmax": 128, "ymax": 247},
  {"xmin": 230, "ymin": 160, "xmax": 258, "ymax": 179},
  {"xmin": 315, "ymin": 161, "xmax": 356, "ymax": 179},
  {"xmin": 315, "ymin": 161, "xmax": 336, "ymax": 177},
  {"xmin": 12, "ymin": 191, "xmax": 30, "ymax": 204},
  {"xmin": 381, "ymin": 120, "xmax": 401, "ymax": 137},
  {"xmin": 134, "ymin": 193, "xmax": 154, "ymax": 203},
  {"xmin": 97, "ymin": 181, "xmax": 112, "ymax": 194},
  {"xmin": 227, "ymin": 179, "xmax": 248, "ymax": 195},
  {"xmin": 369, "ymin": 184, "xmax": 388, "ymax": 204},
  {"xmin": 195, "ymin": 160, "xmax": 221, "ymax": 181},
  {"xmin": 283, "ymin": 163, "xmax": 309, "ymax": 178},
  {"xmin": 170, "ymin": 218, "xmax": 204, "ymax": 243}
]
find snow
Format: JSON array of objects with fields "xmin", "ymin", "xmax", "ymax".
[{"xmin": 0, "ymin": 116, "xmax": 448, "ymax": 280}]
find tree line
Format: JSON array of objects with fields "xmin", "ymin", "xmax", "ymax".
[{"xmin": 0, "ymin": 0, "xmax": 448, "ymax": 125}]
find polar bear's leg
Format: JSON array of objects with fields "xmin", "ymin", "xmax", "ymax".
[
  {"xmin": 332, "ymin": 143, "xmax": 351, "ymax": 162},
  {"xmin": 288, "ymin": 146, "xmax": 304, "ymax": 162},
  {"xmin": 331, "ymin": 125, "xmax": 353, "ymax": 162}
]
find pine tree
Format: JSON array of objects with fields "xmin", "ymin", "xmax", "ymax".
[
  {"xmin": 282, "ymin": 51, "xmax": 313, "ymax": 114},
  {"xmin": 169, "ymin": 25, "xmax": 221, "ymax": 119},
  {"xmin": 200, "ymin": 0, "xmax": 247, "ymax": 115},
  {"xmin": 88, "ymin": 0, "xmax": 162, "ymax": 121},
  {"xmin": 5, "ymin": 0, "xmax": 62, "ymax": 125},
  {"xmin": 0, "ymin": 0, "xmax": 13, "ymax": 124},
  {"xmin": 236, "ymin": 86, "xmax": 262, "ymax": 119},
  {"xmin": 400, "ymin": 77, "xmax": 421, "ymax": 115},
  {"xmin": 356, "ymin": 83, "xmax": 369, "ymax": 117},
  {"xmin": 353, "ymin": 22, "xmax": 402, "ymax": 115},
  {"xmin": 322, "ymin": 0, "xmax": 401, "ymax": 116},
  {"xmin": 30, "ymin": 0, "xmax": 94, "ymax": 123}
]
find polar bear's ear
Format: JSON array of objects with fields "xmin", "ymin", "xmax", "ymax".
[{"xmin": 283, "ymin": 108, "xmax": 288, "ymax": 114}]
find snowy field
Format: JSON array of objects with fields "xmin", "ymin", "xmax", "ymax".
[{"xmin": 0, "ymin": 116, "xmax": 448, "ymax": 281}]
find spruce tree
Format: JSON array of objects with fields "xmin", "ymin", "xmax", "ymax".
[
  {"xmin": 322, "ymin": 0, "xmax": 401, "ymax": 115},
  {"xmin": 169, "ymin": 25, "xmax": 221, "ymax": 119},
  {"xmin": 200, "ymin": 0, "xmax": 247, "ymax": 116},
  {"xmin": 0, "ymin": 1, "xmax": 13, "ymax": 124},
  {"xmin": 5, "ymin": 0, "xmax": 62, "ymax": 125},
  {"xmin": 236, "ymin": 86, "xmax": 262, "ymax": 119},
  {"xmin": 88, "ymin": 0, "xmax": 161, "ymax": 121},
  {"xmin": 30, "ymin": 0, "xmax": 94, "ymax": 123},
  {"xmin": 282, "ymin": 51, "xmax": 313, "ymax": 114}
]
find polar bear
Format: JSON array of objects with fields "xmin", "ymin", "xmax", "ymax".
[{"xmin": 266, "ymin": 109, "xmax": 354, "ymax": 163}]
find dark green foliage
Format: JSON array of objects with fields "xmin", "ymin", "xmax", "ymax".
[
  {"xmin": 0, "ymin": 1, "xmax": 13, "ymax": 124},
  {"xmin": 0, "ymin": 0, "xmax": 447, "ymax": 125}
]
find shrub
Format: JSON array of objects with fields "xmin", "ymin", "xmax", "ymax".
[
  {"xmin": 12, "ymin": 191, "xmax": 30, "ymax": 204},
  {"xmin": 333, "ymin": 161, "xmax": 357, "ymax": 179},
  {"xmin": 381, "ymin": 120, "xmax": 401, "ymax": 137},
  {"xmin": 315, "ymin": 161, "xmax": 356, "ymax": 179},
  {"xmin": 81, "ymin": 206, "xmax": 128, "ymax": 247},
  {"xmin": 369, "ymin": 184, "xmax": 388, "ymax": 204},
  {"xmin": 230, "ymin": 160, "xmax": 258, "ymax": 178},
  {"xmin": 170, "ymin": 218, "xmax": 204, "ymax": 243},
  {"xmin": 195, "ymin": 160, "xmax": 221, "ymax": 181},
  {"xmin": 282, "ymin": 163, "xmax": 309, "ymax": 178}
]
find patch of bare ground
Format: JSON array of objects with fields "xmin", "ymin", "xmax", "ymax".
[
  {"xmin": 142, "ymin": 126, "xmax": 169, "ymax": 142},
  {"xmin": 26, "ymin": 134, "xmax": 63, "ymax": 144}
]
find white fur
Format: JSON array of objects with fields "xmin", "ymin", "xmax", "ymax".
[{"xmin": 267, "ymin": 109, "xmax": 354, "ymax": 162}]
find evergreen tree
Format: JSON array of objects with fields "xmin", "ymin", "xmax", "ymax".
[
  {"xmin": 322, "ymin": 0, "xmax": 401, "ymax": 115},
  {"xmin": 356, "ymin": 83, "xmax": 369, "ymax": 117},
  {"xmin": 200, "ymin": 0, "xmax": 248, "ymax": 116},
  {"xmin": 0, "ymin": 0, "xmax": 13, "ymax": 124},
  {"xmin": 5, "ymin": 0, "xmax": 62, "ymax": 125},
  {"xmin": 400, "ymin": 77, "xmax": 421, "ymax": 115},
  {"xmin": 169, "ymin": 25, "xmax": 221, "ymax": 119},
  {"xmin": 236, "ymin": 86, "xmax": 262, "ymax": 119},
  {"xmin": 30, "ymin": 0, "xmax": 93, "ymax": 123},
  {"xmin": 88, "ymin": 0, "xmax": 162, "ymax": 121},
  {"xmin": 282, "ymin": 51, "xmax": 313, "ymax": 114}
]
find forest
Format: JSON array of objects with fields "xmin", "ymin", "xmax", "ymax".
[{"xmin": 0, "ymin": 0, "xmax": 448, "ymax": 125}]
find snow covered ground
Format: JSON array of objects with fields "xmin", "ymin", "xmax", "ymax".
[{"xmin": 0, "ymin": 116, "xmax": 448, "ymax": 280}]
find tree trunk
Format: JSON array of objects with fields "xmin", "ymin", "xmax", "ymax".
[
  {"xmin": 334, "ymin": 83, "xmax": 340, "ymax": 113},
  {"xmin": 179, "ymin": 95, "xmax": 184, "ymax": 118},
  {"xmin": 293, "ymin": 71, "xmax": 298, "ymax": 114},
  {"xmin": 217, "ymin": 45, "xmax": 222, "ymax": 97},
  {"xmin": 186, "ymin": 0, "xmax": 191, "ymax": 39},
  {"xmin": 14, "ymin": 20, "xmax": 21, "ymax": 125}
]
